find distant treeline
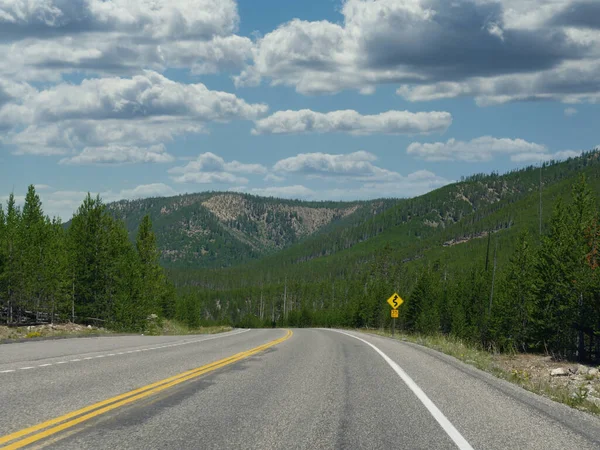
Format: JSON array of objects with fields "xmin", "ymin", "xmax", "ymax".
[
  {"xmin": 172, "ymin": 176, "xmax": 600, "ymax": 362},
  {"xmin": 0, "ymin": 186, "xmax": 175, "ymax": 331}
]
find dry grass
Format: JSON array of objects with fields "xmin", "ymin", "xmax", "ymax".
[
  {"xmin": 0, "ymin": 323, "xmax": 112, "ymax": 342},
  {"xmin": 364, "ymin": 329, "xmax": 600, "ymax": 416},
  {"xmin": 159, "ymin": 320, "xmax": 232, "ymax": 336}
]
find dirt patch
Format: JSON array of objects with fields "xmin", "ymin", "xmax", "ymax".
[{"xmin": 495, "ymin": 353, "xmax": 600, "ymax": 410}]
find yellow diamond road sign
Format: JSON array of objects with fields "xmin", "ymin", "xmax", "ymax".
[{"xmin": 387, "ymin": 293, "xmax": 403, "ymax": 310}]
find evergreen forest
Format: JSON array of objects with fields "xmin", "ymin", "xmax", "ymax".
[{"xmin": 2, "ymin": 151, "xmax": 600, "ymax": 361}]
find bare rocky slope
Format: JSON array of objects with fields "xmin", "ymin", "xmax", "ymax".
[{"xmin": 107, "ymin": 192, "xmax": 395, "ymax": 268}]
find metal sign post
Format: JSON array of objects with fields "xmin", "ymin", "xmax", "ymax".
[{"xmin": 387, "ymin": 293, "xmax": 404, "ymax": 338}]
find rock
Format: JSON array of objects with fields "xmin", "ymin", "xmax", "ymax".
[
  {"xmin": 147, "ymin": 314, "xmax": 158, "ymax": 320},
  {"xmin": 551, "ymin": 368, "xmax": 569, "ymax": 377},
  {"xmin": 589, "ymin": 368, "xmax": 599, "ymax": 376},
  {"xmin": 87, "ymin": 325, "xmax": 92, "ymax": 329},
  {"xmin": 577, "ymin": 365, "xmax": 588, "ymax": 374},
  {"xmin": 587, "ymin": 395, "xmax": 600, "ymax": 407}
]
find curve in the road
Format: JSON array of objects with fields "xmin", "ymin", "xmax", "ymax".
[{"xmin": 327, "ymin": 329, "xmax": 474, "ymax": 450}]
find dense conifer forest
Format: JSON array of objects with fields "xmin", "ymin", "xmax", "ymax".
[
  {"xmin": 2, "ymin": 151, "xmax": 600, "ymax": 361},
  {"xmin": 0, "ymin": 187, "xmax": 175, "ymax": 331}
]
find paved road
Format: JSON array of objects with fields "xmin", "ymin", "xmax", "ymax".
[{"xmin": 1, "ymin": 329, "xmax": 600, "ymax": 449}]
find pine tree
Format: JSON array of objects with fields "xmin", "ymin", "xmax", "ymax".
[
  {"xmin": 492, "ymin": 232, "xmax": 536, "ymax": 352},
  {"xmin": 68, "ymin": 193, "xmax": 106, "ymax": 321},
  {"xmin": 21, "ymin": 185, "xmax": 48, "ymax": 321},
  {"xmin": 2, "ymin": 194, "xmax": 22, "ymax": 323},
  {"xmin": 0, "ymin": 204, "xmax": 5, "ymax": 323},
  {"xmin": 45, "ymin": 218, "xmax": 70, "ymax": 322},
  {"xmin": 136, "ymin": 215, "xmax": 164, "ymax": 318}
]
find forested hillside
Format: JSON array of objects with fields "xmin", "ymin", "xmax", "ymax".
[
  {"xmin": 169, "ymin": 151, "xmax": 600, "ymax": 362},
  {"xmin": 107, "ymin": 193, "xmax": 398, "ymax": 268},
  {"xmin": 4, "ymin": 152, "xmax": 600, "ymax": 362},
  {"xmin": 0, "ymin": 187, "xmax": 174, "ymax": 331}
]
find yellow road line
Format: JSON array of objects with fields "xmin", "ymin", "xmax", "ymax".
[{"xmin": 0, "ymin": 330, "xmax": 292, "ymax": 449}]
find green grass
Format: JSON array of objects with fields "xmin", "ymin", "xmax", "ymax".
[
  {"xmin": 363, "ymin": 329, "xmax": 600, "ymax": 416},
  {"xmin": 159, "ymin": 320, "xmax": 232, "ymax": 336}
]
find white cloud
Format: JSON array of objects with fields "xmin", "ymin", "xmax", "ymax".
[
  {"xmin": 0, "ymin": 1, "xmax": 250, "ymax": 80},
  {"xmin": 33, "ymin": 184, "xmax": 51, "ymax": 190},
  {"xmin": 15, "ymin": 71, "xmax": 267, "ymax": 125},
  {"xmin": 1, "ymin": 71, "xmax": 267, "ymax": 156},
  {"xmin": 238, "ymin": 0, "xmax": 600, "ymax": 105},
  {"xmin": 269, "ymin": 151, "xmax": 452, "ymax": 197},
  {"xmin": 116, "ymin": 183, "xmax": 177, "ymax": 199},
  {"xmin": 252, "ymin": 109, "xmax": 452, "ymax": 135},
  {"xmin": 407, "ymin": 136, "xmax": 547, "ymax": 162},
  {"xmin": 168, "ymin": 152, "xmax": 266, "ymax": 185},
  {"xmin": 564, "ymin": 107, "xmax": 578, "ymax": 116},
  {"xmin": 397, "ymin": 59, "xmax": 600, "ymax": 106},
  {"xmin": 59, "ymin": 144, "xmax": 174, "ymax": 165},
  {"xmin": 323, "ymin": 170, "xmax": 451, "ymax": 200},
  {"xmin": 1, "ymin": 183, "xmax": 179, "ymax": 220},
  {"xmin": 0, "ymin": 0, "xmax": 239, "ymax": 39},
  {"xmin": 510, "ymin": 149, "xmax": 583, "ymax": 163},
  {"xmin": 273, "ymin": 151, "xmax": 397, "ymax": 180}
]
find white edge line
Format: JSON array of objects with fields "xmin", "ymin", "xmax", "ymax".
[
  {"xmin": 327, "ymin": 329, "xmax": 474, "ymax": 450},
  {"xmin": 0, "ymin": 370, "xmax": 15, "ymax": 373}
]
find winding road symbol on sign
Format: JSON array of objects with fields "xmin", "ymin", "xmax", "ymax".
[{"xmin": 387, "ymin": 293, "xmax": 403, "ymax": 310}]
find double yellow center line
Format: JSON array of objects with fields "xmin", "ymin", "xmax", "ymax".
[{"xmin": 0, "ymin": 329, "xmax": 292, "ymax": 449}]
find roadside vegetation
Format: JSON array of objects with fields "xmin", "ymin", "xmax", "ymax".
[
  {"xmin": 157, "ymin": 319, "xmax": 232, "ymax": 336},
  {"xmin": 0, "ymin": 323, "xmax": 112, "ymax": 342},
  {"xmin": 367, "ymin": 330, "xmax": 600, "ymax": 416},
  {"xmin": 3, "ymin": 152, "xmax": 600, "ymax": 371},
  {"xmin": 169, "ymin": 153, "xmax": 600, "ymax": 365}
]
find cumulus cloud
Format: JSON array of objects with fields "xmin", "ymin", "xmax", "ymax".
[
  {"xmin": 59, "ymin": 144, "xmax": 174, "ymax": 165},
  {"xmin": 0, "ymin": 0, "xmax": 239, "ymax": 40},
  {"xmin": 407, "ymin": 136, "xmax": 547, "ymax": 162},
  {"xmin": 0, "ymin": 1, "xmax": 251, "ymax": 80},
  {"xmin": 238, "ymin": 0, "xmax": 600, "ymax": 105},
  {"xmin": 510, "ymin": 149, "xmax": 584, "ymax": 163},
  {"xmin": 324, "ymin": 170, "xmax": 451, "ymax": 200},
  {"xmin": 1, "ymin": 183, "xmax": 178, "ymax": 220},
  {"xmin": 116, "ymin": 183, "xmax": 178, "ymax": 199},
  {"xmin": 273, "ymin": 151, "xmax": 397, "ymax": 180},
  {"xmin": 169, "ymin": 152, "xmax": 267, "ymax": 185},
  {"xmin": 268, "ymin": 150, "xmax": 452, "ymax": 198},
  {"xmin": 1, "ymin": 71, "xmax": 267, "ymax": 156},
  {"xmin": 252, "ymin": 109, "xmax": 452, "ymax": 135}
]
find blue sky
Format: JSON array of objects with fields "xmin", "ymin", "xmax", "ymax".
[{"xmin": 0, "ymin": 0, "xmax": 598, "ymax": 219}]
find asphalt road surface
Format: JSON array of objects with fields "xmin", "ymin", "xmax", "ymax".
[{"xmin": 1, "ymin": 328, "xmax": 600, "ymax": 449}]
